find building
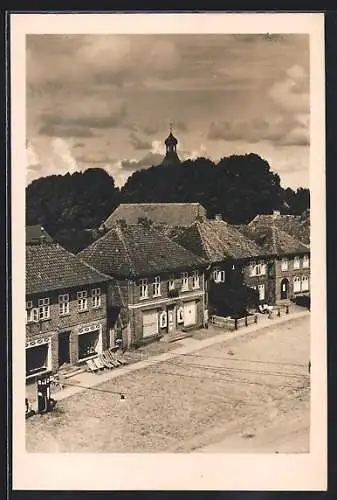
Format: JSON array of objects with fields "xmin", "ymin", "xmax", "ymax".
[
  {"xmin": 100, "ymin": 202, "xmax": 207, "ymax": 232},
  {"xmin": 171, "ymin": 218, "xmax": 270, "ymax": 308},
  {"xmin": 25, "ymin": 242, "xmax": 111, "ymax": 380},
  {"xmin": 26, "ymin": 225, "xmax": 54, "ymax": 245},
  {"xmin": 238, "ymin": 222, "xmax": 310, "ymax": 303},
  {"xmin": 248, "ymin": 211, "xmax": 310, "ymax": 246},
  {"xmin": 79, "ymin": 221, "xmax": 208, "ymax": 347},
  {"xmin": 160, "ymin": 126, "xmax": 181, "ymax": 166}
]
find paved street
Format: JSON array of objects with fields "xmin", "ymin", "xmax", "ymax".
[{"xmin": 26, "ymin": 314, "xmax": 310, "ymax": 453}]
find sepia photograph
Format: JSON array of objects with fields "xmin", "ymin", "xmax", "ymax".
[{"xmin": 11, "ymin": 12, "xmax": 326, "ymax": 491}]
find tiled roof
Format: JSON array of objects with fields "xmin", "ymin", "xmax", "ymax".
[
  {"xmin": 26, "ymin": 243, "xmax": 111, "ymax": 295},
  {"xmin": 79, "ymin": 222, "xmax": 208, "ymax": 279},
  {"xmin": 172, "ymin": 220, "xmax": 263, "ymax": 262},
  {"xmin": 236, "ymin": 224, "xmax": 309, "ymax": 256},
  {"xmin": 249, "ymin": 214, "xmax": 310, "ymax": 245},
  {"xmin": 101, "ymin": 203, "xmax": 207, "ymax": 230},
  {"xmin": 26, "ymin": 225, "xmax": 54, "ymax": 245}
]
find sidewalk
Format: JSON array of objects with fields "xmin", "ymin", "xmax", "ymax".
[{"xmin": 28, "ymin": 308, "xmax": 310, "ymax": 407}]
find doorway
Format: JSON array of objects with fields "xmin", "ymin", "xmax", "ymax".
[
  {"xmin": 58, "ymin": 331, "xmax": 70, "ymax": 367},
  {"xmin": 280, "ymin": 278, "xmax": 289, "ymax": 300}
]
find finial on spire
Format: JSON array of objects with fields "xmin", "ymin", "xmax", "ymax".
[{"xmin": 169, "ymin": 122, "xmax": 173, "ymax": 133}]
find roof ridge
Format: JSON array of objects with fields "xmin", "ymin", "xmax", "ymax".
[
  {"xmin": 115, "ymin": 223, "xmax": 138, "ymax": 277},
  {"xmin": 151, "ymin": 223, "xmax": 206, "ymax": 261}
]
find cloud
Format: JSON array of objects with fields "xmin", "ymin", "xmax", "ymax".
[
  {"xmin": 207, "ymin": 114, "xmax": 309, "ymax": 147},
  {"xmin": 39, "ymin": 101, "xmax": 127, "ymax": 131},
  {"xmin": 129, "ymin": 132, "xmax": 152, "ymax": 150},
  {"xmin": 75, "ymin": 151, "xmax": 117, "ymax": 165},
  {"xmin": 268, "ymin": 64, "xmax": 309, "ymax": 114},
  {"xmin": 73, "ymin": 142, "xmax": 85, "ymax": 148},
  {"xmin": 119, "ymin": 151, "xmax": 163, "ymax": 172},
  {"xmin": 39, "ymin": 124, "xmax": 94, "ymax": 137},
  {"xmin": 172, "ymin": 120, "xmax": 188, "ymax": 133}
]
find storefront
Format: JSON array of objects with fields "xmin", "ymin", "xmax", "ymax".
[
  {"xmin": 26, "ymin": 337, "xmax": 51, "ymax": 379},
  {"xmin": 77, "ymin": 324, "xmax": 103, "ymax": 361}
]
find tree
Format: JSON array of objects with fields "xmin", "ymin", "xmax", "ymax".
[
  {"xmin": 26, "ymin": 168, "xmax": 120, "ymax": 252},
  {"xmin": 209, "ymin": 281, "xmax": 259, "ymax": 318}
]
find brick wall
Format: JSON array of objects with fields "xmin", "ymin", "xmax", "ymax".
[
  {"xmin": 26, "ymin": 283, "xmax": 108, "ymax": 374},
  {"xmin": 275, "ymin": 254, "xmax": 310, "ymax": 301},
  {"xmin": 125, "ymin": 269, "xmax": 206, "ymax": 346}
]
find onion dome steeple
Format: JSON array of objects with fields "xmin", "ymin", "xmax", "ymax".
[{"xmin": 161, "ymin": 124, "xmax": 181, "ymax": 166}]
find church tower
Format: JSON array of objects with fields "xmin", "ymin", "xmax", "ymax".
[{"xmin": 160, "ymin": 125, "xmax": 181, "ymax": 166}]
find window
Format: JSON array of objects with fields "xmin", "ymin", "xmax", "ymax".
[
  {"xmin": 301, "ymin": 276, "xmax": 310, "ymax": 292},
  {"xmin": 177, "ymin": 306, "xmax": 184, "ymax": 324},
  {"xmin": 26, "ymin": 343, "xmax": 49, "ymax": 377},
  {"xmin": 159, "ymin": 311, "xmax": 167, "ymax": 328},
  {"xmin": 293, "ymin": 256, "xmax": 300, "ymax": 269},
  {"xmin": 303, "ymin": 255, "xmax": 310, "ymax": 268},
  {"xmin": 281, "ymin": 258, "xmax": 288, "ymax": 271},
  {"xmin": 293, "ymin": 276, "xmax": 301, "ymax": 293},
  {"xmin": 140, "ymin": 279, "xmax": 148, "ymax": 299},
  {"xmin": 58, "ymin": 294, "xmax": 69, "ymax": 315},
  {"xmin": 78, "ymin": 330, "xmax": 100, "ymax": 360},
  {"xmin": 192, "ymin": 270, "xmax": 200, "ymax": 289},
  {"xmin": 213, "ymin": 269, "xmax": 225, "ymax": 283},
  {"xmin": 250, "ymin": 261, "xmax": 266, "ymax": 277},
  {"xmin": 168, "ymin": 277, "xmax": 175, "ymax": 291},
  {"xmin": 181, "ymin": 272, "xmax": 189, "ymax": 291},
  {"xmin": 38, "ymin": 297, "xmax": 50, "ymax": 321},
  {"xmin": 258, "ymin": 284, "xmax": 265, "ymax": 301},
  {"xmin": 77, "ymin": 291, "xmax": 88, "ymax": 311},
  {"xmin": 152, "ymin": 276, "xmax": 161, "ymax": 297},
  {"xmin": 92, "ymin": 288, "xmax": 101, "ymax": 308},
  {"xmin": 26, "ymin": 301, "xmax": 38, "ymax": 323}
]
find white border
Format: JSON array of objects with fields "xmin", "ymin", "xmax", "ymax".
[{"xmin": 11, "ymin": 12, "xmax": 326, "ymax": 491}]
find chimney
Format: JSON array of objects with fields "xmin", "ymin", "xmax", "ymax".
[
  {"xmin": 273, "ymin": 210, "xmax": 280, "ymax": 218},
  {"xmin": 215, "ymin": 214, "xmax": 223, "ymax": 221}
]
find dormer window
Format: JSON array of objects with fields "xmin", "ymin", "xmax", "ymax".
[
  {"xmin": 213, "ymin": 269, "xmax": 225, "ymax": 283},
  {"xmin": 250, "ymin": 261, "xmax": 266, "ymax": 277},
  {"xmin": 152, "ymin": 276, "xmax": 161, "ymax": 297},
  {"xmin": 303, "ymin": 255, "xmax": 310, "ymax": 268},
  {"xmin": 281, "ymin": 258, "xmax": 288, "ymax": 271},
  {"xmin": 293, "ymin": 256, "xmax": 300, "ymax": 269},
  {"xmin": 140, "ymin": 279, "xmax": 148, "ymax": 299},
  {"xmin": 168, "ymin": 277, "xmax": 175, "ymax": 291},
  {"xmin": 181, "ymin": 272, "xmax": 189, "ymax": 291},
  {"xmin": 192, "ymin": 270, "xmax": 200, "ymax": 289}
]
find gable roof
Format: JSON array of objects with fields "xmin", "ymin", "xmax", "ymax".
[
  {"xmin": 26, "ymin": 225, "xmax": 54, "ymax": 245},
  {"xmin": 236, "ymin": 224, "xmax": 309, "ymax": 256},
  {"xmin": 78, "ymin": 222, "xmax": 208, "ymax": 279},
  {"xmin": 172, "ymin": 220, "xmax": 263, "ymax": 263},
  {"xmin": 26, "ymin": 243, "xmax": 111, "ymax": 295},
  {"xmin": 101, "ymin": 203, "xmax": 207, "ymax": 230},
  {"xmin": 249, "ymin": 214, "xmax": 310, "ymax": 246}
]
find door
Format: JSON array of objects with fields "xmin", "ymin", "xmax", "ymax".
[
  {"xmin": 258, "ymin": 284, "xmax": 265, "ymax": 301},
  {"xmin": 183, "ymin": 301, "xmax": 197, "ymax": 327},
  {"xmin": 280, "ymin": 278, "xmax": 289, "ymax": 300},
  {"xmin": 58, "ymin": 331, "xmax": 70, "ymax": 366},
  {"xmin": 142, "ymin": 310, "xmax": 159, "ymax": 338},
  {"xmin": 168, "ymin": 308, "xmax": 175, "ymax": 332}
]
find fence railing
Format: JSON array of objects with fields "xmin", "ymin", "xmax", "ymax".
[{"xmin": 210, "ymin": 314, "xmax": 258, "ymax": 330}]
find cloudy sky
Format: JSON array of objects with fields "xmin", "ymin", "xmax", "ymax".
[{"xmin": 26, "ymin": 34, "xmax": 309, "ymax": 189}]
